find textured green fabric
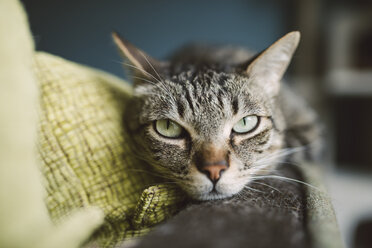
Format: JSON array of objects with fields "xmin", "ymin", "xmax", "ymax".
[{"xmin": 34, "ymin": 52, "xmax": 187, "ymax": 247}]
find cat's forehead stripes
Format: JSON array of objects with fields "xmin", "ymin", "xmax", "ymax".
[
  {"xmin": 170, "ymin": 71, "xmax": 234, "ymax": 135},
  {"xmin": 137, "ymin": 67, "xmax": 271, "ymax": 131},
  {"xmin": 231, "ymin": 97, "xmax": 240, "ymax": 115}
]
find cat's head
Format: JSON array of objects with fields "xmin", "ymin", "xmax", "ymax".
[{"xmin": 113, "ymin": 32, "xmax": 300, "ymax": 200}]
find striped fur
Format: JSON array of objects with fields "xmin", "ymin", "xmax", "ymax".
[{"xmin": 117, "ymin": 32, "xmax": 321, "ymax": 200}]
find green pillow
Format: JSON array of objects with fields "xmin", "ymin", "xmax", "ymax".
[{"xmin": 34, "ymin": 52, "xmax": 186, "ymax": 247}]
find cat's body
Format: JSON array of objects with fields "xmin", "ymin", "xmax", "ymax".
[{"xmin": 114, "ymin": 31, "xmax": 321, "ymax": 201}]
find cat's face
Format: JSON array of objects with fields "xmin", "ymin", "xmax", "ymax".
[
  {"xmin": 114, "ymin": 32, "xmax": 300, "ymax": 200},
  {"xmin": 129, "ymin": 71, "xmax": 285, "ymax": 200}
]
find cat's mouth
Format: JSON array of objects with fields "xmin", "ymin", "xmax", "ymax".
[
  {"xmin": 178, "ymin": 162, "xmax": 249, "ymax": 201},
  {"xmin": 180, "ymin": 184, "xmax": 225, "ymax": 201},
  {"xmin": 182, "ymin": 179, "xmax": 247, "ymax": 201}
]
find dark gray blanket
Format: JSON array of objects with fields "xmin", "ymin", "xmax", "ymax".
[{"xmin": 125, "ymin": 164, "xmax": 341, "ymax": 248}]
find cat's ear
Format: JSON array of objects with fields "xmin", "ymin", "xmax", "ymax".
[
  {"xmin": 112, "ymin": 32, "xmax": 167, "ymax": 80},
  {"xmin": 246, "ymin": 31, "xmax": 300, "ymax": 96}
]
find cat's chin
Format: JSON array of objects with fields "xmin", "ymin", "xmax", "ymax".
[
  {"xmin": 181, "ymin": 186, "xmax": 238, "ymax": 201},
  {"xmin": 194, "ymin": 191, "xmax": 235, "ymax": 201},
  {"xmin": 189, "ymin": 184, "xmax": 245, "ymax": 201}
]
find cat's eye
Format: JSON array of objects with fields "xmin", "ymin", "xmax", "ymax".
[
  {"xmin": 232, "ymin": 116, "xmax": 259, "ymax": 134},
  {"xmin": 155, "ymin": 119, "xmax": 183, "ymax": 138}
]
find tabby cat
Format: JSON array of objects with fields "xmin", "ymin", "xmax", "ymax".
[{"xmin": 113, "ymin": 31, "xmax": 320, "ymax": 201}]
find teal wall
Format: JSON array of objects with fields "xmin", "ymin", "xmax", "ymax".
[{"xmin": 23, "ymin": 0, "xmax": 291, "ymax": 78}]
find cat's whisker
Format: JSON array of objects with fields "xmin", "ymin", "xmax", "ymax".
[
  {"xmin": 249, "ymin": 175, "xmax": 322, "ymax": 192},
  {"xmin": 235, "ymin": 168, "xmax": 320, "ymax": 192},
  {"xmin": 250, "ymin": 147, "xmax": 307, "ymax": 174},
  {"xmin": 133, "ymin": 79, "xmax": 173, "ymax": 102},
  {"xmin": 124, "ymin": 56, "xmax": 175, "ymax": 98},
  {"xmin": 254, "ymin": 146, "xmax": 305, "ymax": 165},
  {"xmin": 271, "ymin": 146, "xmax": 305, "ymax": 157},
  {"xmin": 249, "ymin": 163, "xmax": 275, "ymax": 172},
  {"xmin": 122, "ymin": 62, "xmax": 162, "ymax": 84},
  {"xmin": 132, "ymin": 76, "xmax": 158, "ymax": 86},
  {"xmin": 127, "ymin": 68, "xmax": 167, "ymax": 93},
  {"xmin": 276, "ymin": 160, "xmax": 302, "ymax": 166},
  {"xmin": 138, "ymin": 50, "xmax": 164, "ymax": 82},
  {"xmin": 128, "ymin": 68, "xmax": 176, "ymax": 103},
  {"xmin": 131, "ymin": 76, "xmax": 173, "ymax": 98},
  {"xmin": 236, "ymin": 190, "xmax": 250, "ymax": 201},
  {"xmin": 112, "ymin": 59, "xmax": 128, "ymax": 65},
  {"xmin": 129, "ymin": 152, "xmax": 156, "ymax": 165},
  {"xmin": 125, "ymin": 151, "xmax": 192, "ymax": 183},
  {"xmin": 243, "ymin": 185, "xmax": 264, "ymax": 193},
  {"xmin": 124, "ymin": 153, "xmax": 179, "ymax": 180},
  {"xmin": 250, "ymin": 181, "xmax": 282, "ymax": 193}
]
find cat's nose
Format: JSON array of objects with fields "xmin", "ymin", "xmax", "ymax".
[{"xmin": 199, "ymin": 161, "xmax": 228, "ymax": 183}]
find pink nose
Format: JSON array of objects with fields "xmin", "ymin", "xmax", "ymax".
[{"xmin": 200, "ymin": 162, "xmax": 228, "ymax": 182}]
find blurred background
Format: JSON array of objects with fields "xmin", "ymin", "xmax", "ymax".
[{"xmin": 21, "ymin": 0, "xmax": 372, "ymax": 247}]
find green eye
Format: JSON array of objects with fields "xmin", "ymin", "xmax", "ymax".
[
  {"xmin": 155, "ymin": 119, "xmax": 183, "ymax": 138},
  {"xmin": 232, "ymin": 116, "xmax": 259, "ymax": 134}
]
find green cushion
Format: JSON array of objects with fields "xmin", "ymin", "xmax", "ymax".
[{"xmin": 34, "ymin": 52, "xmax": 186, "ymax": 247}]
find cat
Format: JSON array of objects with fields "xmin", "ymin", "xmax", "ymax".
[{"xmin": 112, "ymin": 31, "xmax": 321, "ymax": 202}]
